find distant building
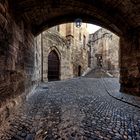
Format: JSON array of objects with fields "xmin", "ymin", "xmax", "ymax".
[
  {"xmin": 88, "ymin": 28, "xmax": 120, "ymax": 77},
  {"xmin": 35, "ymin": 23, "xmax": 89, "ymax": 81}
]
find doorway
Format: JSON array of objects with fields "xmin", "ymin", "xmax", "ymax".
[
  {"xmin": 48, "ymin": 50, "xmax": 60, "ymax": 81},
  {"xmin": 78, "ymin": 65, "xmax": 82, "ymax": 76}
]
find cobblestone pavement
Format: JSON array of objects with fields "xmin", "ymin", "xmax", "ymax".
[
  {"xmin": 102, "ymin": 78, "xmax": 140, "ymax": 108},
  {"xmin": 0, "ymin": 78, "xmax": 140, "ymax": 140}
]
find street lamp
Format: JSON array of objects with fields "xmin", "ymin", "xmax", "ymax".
[{"xmin": 75, "ymin": 18, "xmax": 82, "ymax": 28}]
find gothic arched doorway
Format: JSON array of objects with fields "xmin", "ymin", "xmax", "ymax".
[{"xmin": 48, "ymin": 50, "xmax": 60, "ymax": 81}]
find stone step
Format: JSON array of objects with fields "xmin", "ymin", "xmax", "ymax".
[{"xmin": 85, "ymin": 69, "xmax": 112, "ymax": 78}]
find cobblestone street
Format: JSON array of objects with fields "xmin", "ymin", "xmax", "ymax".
[{"xmin": 0, "ymin": 78, "xmax": 140, "ymax": 140}]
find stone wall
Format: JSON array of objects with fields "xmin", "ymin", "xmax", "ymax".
[
  {"xmin": 0, "ymin": 1, "xmax": 41, "ymax": 125},
  {"xmin": 120, "ymin": 30, "xmax": 140, "ymax": 95},
  {"xmin": 41, "ymin": 29, "xmax": 73, "ymax": 81},
  {"xmin": 89, "ymin": 28, "xmax": 119, "ymax": 77},
  {"xmin": 0, "ymin": 0, "xmax": 139, "ymax": 108},
  {"xmin": 36, "ymin": 23, "xmax": 89, "ymax": 81},
  {"xmin": 63, "ymin": 23, "xmax": 89, "ymax": 77}
]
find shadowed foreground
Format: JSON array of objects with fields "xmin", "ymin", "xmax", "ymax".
[{"xmin": 0, "ymin": 78, "xmax": 140, "ymax": 140}]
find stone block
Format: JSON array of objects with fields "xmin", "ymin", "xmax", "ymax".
[
  {"xmin": 0, "ymin": 3, "xmax": 5, "ymax": 15},
  {"xmin": 0, "ymin": 13, "xmax": 7, "ymax": 29}
]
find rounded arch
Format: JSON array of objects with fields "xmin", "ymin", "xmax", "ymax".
[
  {"xmin": 12, "ymin": 0, "xmax": 139, "ymax": 37},
  {"xmin": 33, "ymin": 14, "xmax": 123, "ymax": 36}
]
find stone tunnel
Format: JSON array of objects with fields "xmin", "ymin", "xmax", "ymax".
[{"xmin": 0, "ymin": 0, "xmax": 140, "ymax": 126}]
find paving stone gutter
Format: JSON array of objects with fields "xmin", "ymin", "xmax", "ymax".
[{"xmin": 101, "ymin": 78, "xmax": 140, "ymax": 109}]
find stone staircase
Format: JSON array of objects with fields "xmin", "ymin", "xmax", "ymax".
[{"xmin": 84, "ymin": 68, "xmax": 112, "ymax": 78}]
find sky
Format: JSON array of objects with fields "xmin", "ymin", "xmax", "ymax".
[{"xmin": 87, "ymin": 24, "xmax": 101, "ymax": 34}]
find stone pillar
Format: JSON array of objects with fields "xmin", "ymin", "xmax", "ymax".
[
  {"xmin": 0, "ymin": 0, "xmax": 42, "ymax": 125},
  {"xmin": 120, "ymin": 29, "xmax": 140, "ymax": 95}
]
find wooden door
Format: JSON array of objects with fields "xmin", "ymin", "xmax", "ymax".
[{"xmin": 48, "ymin": 50, "xmax": 60, "ymax": 81}]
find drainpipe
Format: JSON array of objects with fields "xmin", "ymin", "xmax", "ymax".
[{"xmin": 41, "ymin": 33, "xmax": 43, "ymax": 82}]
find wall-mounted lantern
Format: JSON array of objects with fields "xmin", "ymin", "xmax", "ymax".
[{"xmin": 75, "ymin": 18, "xmax": 82, "ymax": 28}]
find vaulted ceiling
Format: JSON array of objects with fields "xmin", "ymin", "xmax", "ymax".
[{"xmin": 11, "ymin": 0, "xmax": 140, "ymax": 36}]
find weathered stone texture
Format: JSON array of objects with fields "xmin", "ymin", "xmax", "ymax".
[
  {"xmin": 5, "ymin": 0, "xmax": 140, "ymax": 95},
  {"xmin": 0, "ymin": 1, "xmax": 41, "ymax": 126},
  {"xmin": 0, "ymin": 0, "xmax": 139, "ymax": 126},
  {"xmin": 89, "ymin": 28, "xmax": 119, "ymax": 77},
  {"xmin": 2, "ymin": 0, "xmax": 140, "ymax": 95},
  {"xmin": 36, "ymin": 23, "xmax": 89, "ymax": 81},
  {"xmin": 12, "ymin": 0, "xmax": 140, "ymax": 36},
  {"xmin": 41, "ymin": 28, "xmax": 73, "ymax": 81},
  {"xmin": 70, "ymin": 23, "xmax": 89, "ymax": 77},
  {"xmin": 120, "ymin": 30, "xmax": 140, "ymax": 95}
]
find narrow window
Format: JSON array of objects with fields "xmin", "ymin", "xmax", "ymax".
[
  {"xmin": 79, "ymin": 32, "xmax": 81, "ymax": 41},
  {"xmin": 83, "ymin": 35, "xmax": 86, "ymax": 47},
  {"xmin": 57, "ymin": 25, "xmax": 60, "ymax": 32}
]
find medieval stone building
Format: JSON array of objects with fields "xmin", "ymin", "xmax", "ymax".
[
  {"xmin": 88, "ymin": 28, "xmax": 120, "ymax": 77},
  {"xmin": 0, "ymin": 1, "xmax": 140, "ymax": 137},
  {"xmin": 0, "ymin": 2, "xmax": 139, "ymax": 120},
  {"xmin": 36, "ymin": 23, "xmax": 89, "ymax": 81}
]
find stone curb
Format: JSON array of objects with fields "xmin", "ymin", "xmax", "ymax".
[{"xmin": 101, "ymin": 78, "xmax": 140, "ymax": 109}]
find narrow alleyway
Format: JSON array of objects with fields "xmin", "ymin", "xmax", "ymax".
[
  {"xmin": 0, "ymin": 78, "xmax": 140, "ymax": 140},
  {"xmin": 84, "ymin": 68, "xmax": 112, "ymax": 78}
]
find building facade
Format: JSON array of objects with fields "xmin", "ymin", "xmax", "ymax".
[
  {"xmin": 36, "ymin": 23, "xmax": 89, "ymax": 81},
  {"xmin": 88, "ymin": 28, "xmax": 120, "ymax": 77}
]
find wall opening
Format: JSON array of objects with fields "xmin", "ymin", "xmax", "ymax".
[
  {"xmin": 36, "ymin": 23, "xmax": 120, "ymax": 81},
  {"xmin": 78, "ymin": 65, "xmax": 82, "ymax": 76},
  {"xmin": 48, "ymin": 50, "xmax": 60, "ymax": 81}
]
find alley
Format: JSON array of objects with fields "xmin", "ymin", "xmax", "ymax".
[{"xmin": 0, "ymin": 78, "xmax": 140, "ymax": 140}]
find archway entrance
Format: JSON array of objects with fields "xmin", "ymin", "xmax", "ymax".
[{"xmin": 48, "ymin": 50, "xmax": 60, "ymax": 81}]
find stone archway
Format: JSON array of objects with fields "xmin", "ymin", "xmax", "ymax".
[
  {"xmin": 0, "ymin": 0, "xmax": 139, "ymax": 101},
  {"xmin": 48, "ymin": 50, "xmax": 60, "ymax": 81}
]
